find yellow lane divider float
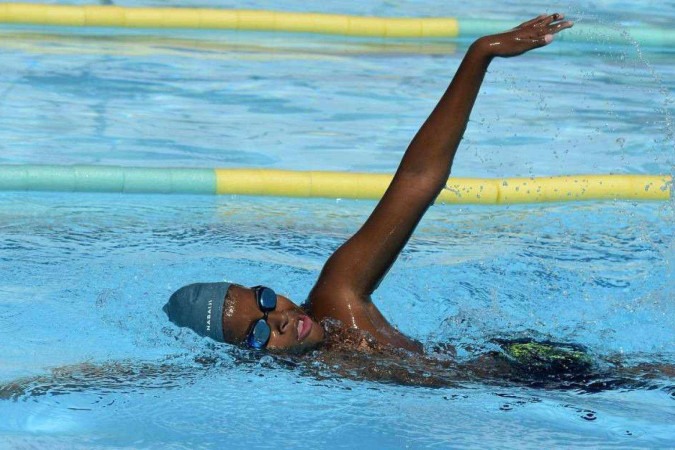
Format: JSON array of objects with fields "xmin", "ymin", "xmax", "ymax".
[
  {"xmin": 0, "ymin": 3, "xmax": 672, "ymax": 47},
  {"xmin": 0, "ymin": 165, "xmax": 670, "ymax": 204}
]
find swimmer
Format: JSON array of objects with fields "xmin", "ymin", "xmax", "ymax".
[
  {"xmin": 165, "ymin": 14, "xmax": 576, "ymax": 356},
  {"xmin": 1, "ymin": 14, "xmax": 672, "ymax": 401}
]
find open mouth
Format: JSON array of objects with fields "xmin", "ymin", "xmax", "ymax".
[{"xmin": 296, "ymin": 315, "xmax": 313, "ymax": 341}]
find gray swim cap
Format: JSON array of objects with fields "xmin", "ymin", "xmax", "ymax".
[{"xmin": 163, "ymin": 282, "xmax": 231, "ymax": 342}]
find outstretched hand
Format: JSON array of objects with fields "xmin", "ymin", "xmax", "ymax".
[{"xmin": 478, "ymin": 13, "xmax": 574, "ymax": 58}]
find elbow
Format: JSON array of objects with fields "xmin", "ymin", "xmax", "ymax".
[
  {"xmin": 393, "ymin": 171, "xmax": 449, "ymax": 204},
  {"xmin": 412, "ymin": 167, "xmax": 453, "ymax": 193}
]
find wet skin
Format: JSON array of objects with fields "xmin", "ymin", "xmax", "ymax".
[{"xmin": 220, "ymin": 14, "xmax": 573, "ymax": 355}]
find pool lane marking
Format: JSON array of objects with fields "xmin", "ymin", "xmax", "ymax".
[
  {"xmin": 0, "ymin": 4, "xmax": 672, "ymax": 47},
  {"xmin": 0, "ymin": 165, "xmax": 669, "ymax": 203},
  {"xmin": 0, "ymin": 4, "xmax": 459, "ymax": 38},
  {"xmin": 0, "ymin": 165, "xmax": 215, "ymax": 194},
  {"xmin": 215, "ymin": 169, "xmax": 671, "ymax": 203}
]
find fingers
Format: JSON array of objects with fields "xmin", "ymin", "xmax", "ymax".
[
  {"xmin": 522, "ymin": 13, "xmax": 571, "ymax": 30},
  {"xmin": 519, "ymin": 13, "xmax": 560, "ymax": 30},
  {"xmin": 517, "ymin": 14, "xmax": 547, "ymax": 29},
  {"xmin": 517, "ymin": 12, "xmax": 574, "ymax": 35},
  {"xmin": 547, "ymin": 20, "xmax": 574, "ymax": 35},
  {"xmin": 535, "ymin": 13, "xmax": 564, "ymax": 28},
  {"xmin": 527, "ymin": 13, "xmax": 573, "ymax": 45}
]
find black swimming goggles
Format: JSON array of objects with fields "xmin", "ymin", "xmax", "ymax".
[{"xmin": 245, "ymin": 286, "xmax": 277, "ymax": 350}]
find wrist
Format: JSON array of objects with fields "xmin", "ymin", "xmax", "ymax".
[
  {"xmin": 467, "ymin": 36, "xmax": 495, "ymax": 63},
  {"xmin": 470, "ymin": 37, "xmax": 497, "ymax": 60}
]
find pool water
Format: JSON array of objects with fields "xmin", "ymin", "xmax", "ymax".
[{"xmin": 0, "ymin": 0, "xmax": 673, "ymax": 448}]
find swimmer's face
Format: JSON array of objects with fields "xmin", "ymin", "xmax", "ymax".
[{"xmin": 222, "ymin": 284, "xmax": 325, "ymax": 354}]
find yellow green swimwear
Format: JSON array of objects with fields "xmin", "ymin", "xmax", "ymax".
[{"xmin": 497, "ymin": 339, "xmax": 594, "ymax": 375}]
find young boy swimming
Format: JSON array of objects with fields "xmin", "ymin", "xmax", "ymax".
[{"xmin": 164, "ymin": 14, "xmax": 575, "ymax": 356}]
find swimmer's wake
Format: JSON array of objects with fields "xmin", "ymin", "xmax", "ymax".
[{"xmin": 1, "ymin": 342, "xmax": 673, "ymax": 401}]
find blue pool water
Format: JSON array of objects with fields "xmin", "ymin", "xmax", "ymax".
[{"xmin": 0, "ymin": 0, "xmax": 673, "ymax": 448}]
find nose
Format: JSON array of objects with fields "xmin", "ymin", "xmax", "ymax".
[{"xmin": 267, "ymin": 310, "xmax": 290, "ymax": 335}]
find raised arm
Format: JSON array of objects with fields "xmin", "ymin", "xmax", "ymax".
[{"xmin": 309, "ymin": 15, "xmax": 572, "ymax": 337}]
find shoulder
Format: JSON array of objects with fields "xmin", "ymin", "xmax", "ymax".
[
  {"xmin": 307, "ymin": 284, "xmax": 424, "ymax": 354},
  {"xmin": 307, "ymin": 282, "xmax": 368, "ymax": 326}
]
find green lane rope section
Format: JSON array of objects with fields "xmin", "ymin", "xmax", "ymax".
[
  {"xmin": 0, "ymin": 165, "xmax": 671, "ymax": 204},
  {"xmin": 0, "ymin": 165, "xmax": 216, "ymax": 194},
  {"xmin": 0, "ymin": 4, "xmax": 672, "ymax": 47}
]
